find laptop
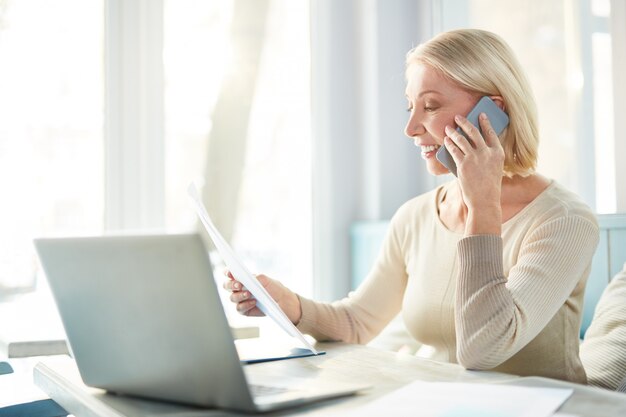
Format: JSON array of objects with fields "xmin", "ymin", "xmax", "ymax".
[{"xmin": 33, "ymin": 233, "xmax": 368, "ymax": 412}]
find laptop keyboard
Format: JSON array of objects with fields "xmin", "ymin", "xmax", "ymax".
[{"xmin": 250, "ymin": 384, "xmax": 291, "ymax": 397}]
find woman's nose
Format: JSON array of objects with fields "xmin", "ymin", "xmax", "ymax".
[{"xmin": 404, "ymin": 111, "xmax": 425, "ymax": 138}]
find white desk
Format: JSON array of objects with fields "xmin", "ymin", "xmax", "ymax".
[{"xmin": 32, "ymin": 342, "xmax": 626, "ymax": 417}]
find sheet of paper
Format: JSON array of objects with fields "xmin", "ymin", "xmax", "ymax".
[
  {"xmin": 339, "ymin": 381, "xmax": 573, "ymax": 417},
  {"xmin": 187, "ymin": 183, "xmax": 318, "ymax": 354}
]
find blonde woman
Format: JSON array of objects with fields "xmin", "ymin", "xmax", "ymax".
[{"xmin": 224, "ymin": 29, "xmax": 599, "ymax": 383}]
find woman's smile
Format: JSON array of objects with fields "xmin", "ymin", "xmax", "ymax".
[{"xmin": 416, "ymin": 142, "xmax": 441, "ymax": 160}]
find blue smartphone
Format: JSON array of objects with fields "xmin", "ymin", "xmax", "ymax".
[{"xmin": 435, "ymin": 96, "xmax": 509, "ymax": 177}]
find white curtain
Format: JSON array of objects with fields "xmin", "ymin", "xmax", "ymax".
[{"xmin": 201, "ymin": 0, "xmax": 270, "ymax": 243}]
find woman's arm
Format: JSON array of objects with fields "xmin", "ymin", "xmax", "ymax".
[
  {"xmin": 454, "ymin": 216, "xmax": 598, "ymax": 369},
  {"xmin": 296, "ymin": 215, "xmax": 409, "ymax": 344},
  {"xmin": 443, "ymin": 112, "xmax": 599, "ymax": 369},
  {"xmin": 224, "ymin": 208, "xmax": 410, "ymax": 345}
]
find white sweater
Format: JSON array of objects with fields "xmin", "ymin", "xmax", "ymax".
[{"xmin": 297, "ymin": 180, "xmax": 599, "ymax": 383}]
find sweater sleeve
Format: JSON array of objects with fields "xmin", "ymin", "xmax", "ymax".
[
  {"xmin": 454, "ymin": 215, "xmax": 599, "ymax": 369},
  {"xmin": 580, "ymin": 263, "xmax": 626, "ymax": 390},
  {"xmin": 295, "ymin": 213, "xmax": 409, "ymax": 344}
]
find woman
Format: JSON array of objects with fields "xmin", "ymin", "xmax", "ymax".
[{"xmin": 224, "ymin": 29, "xmax": 599, "ymax": 383}]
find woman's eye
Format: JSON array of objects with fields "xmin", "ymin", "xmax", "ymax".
[{"xmin": 424, "ymin": 106, "xmax": 435, "ymax": 112}]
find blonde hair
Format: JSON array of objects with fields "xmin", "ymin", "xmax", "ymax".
[{"xmin": 406, "ymin": 29, "xmax": 538, "ymax": 177}]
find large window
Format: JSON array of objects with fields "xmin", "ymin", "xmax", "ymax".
[
  {"xmin": 163, "ymin": 0, "xmax": 312, "ymax": 296},
  {"xmin": 0, "ymin": 0, "xmax": 312, "ymax": 304},
  {"xmin": 0, "ymin": 0, "xmax": 104, "ymax": 294},
  {"xmin": 436, "ymin": 0, "xmax": 617, "ymax": 213}
]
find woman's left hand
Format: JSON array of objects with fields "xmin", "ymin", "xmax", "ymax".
[{"xmin": 444, "ymin": 112, "xmax": 505, "ymax": 234}]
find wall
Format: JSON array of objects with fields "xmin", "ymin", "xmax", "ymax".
[{"xmin": 310, "ymin": 0, "xmax": 435, "ymax": 301}]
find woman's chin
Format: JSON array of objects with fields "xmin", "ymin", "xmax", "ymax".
[{"xmin": 426, "ymin": 159, "xmax": 452, "ymax": 176}]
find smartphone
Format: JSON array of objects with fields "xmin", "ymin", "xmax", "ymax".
[{"xmin": 435, "ymin": 96, "xmax": 509, "ymax": 177}]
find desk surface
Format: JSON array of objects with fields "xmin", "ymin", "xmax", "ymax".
[{"xmin": 34, "ymin": 342, "xmax": 626, "ymax": 417}]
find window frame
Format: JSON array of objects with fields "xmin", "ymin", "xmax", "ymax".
[
  {"xmin": 104, "ymin": 0, "xmax": 165, "ymax": 231},
  {"xmin": 610, "ymin": 0, "xmax": 626, "ymax": 211}
]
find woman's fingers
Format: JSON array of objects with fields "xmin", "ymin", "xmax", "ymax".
[
  {"xmin": 453, "ymin": 115, "xmax": 489, "ymax": 149},
  {"xmin": 444, "ymin": 112, "xmax": 505, "ymax": 175},
  {"xmin": 222, "ymin": 278, "xmax": 243, "ymax": 292},
  {"xmin": 478, "ymin": 112, "xmax": 501, "ymax": 149},
  {"xmin": 236, "ymin": 299, "xmax": 258, "ymax": 314},
  {"xmin": 222, "ymin": 268, "xmax": 261, "ymax": 316},
  {"xmin": 444, "ymin": 125, "xmax": 473, "ymax": 155},
  {"xmin": 443, "ymin": 136, "xmax": 463, "ymax": 166},
  {"xmin": 454, "ymin": 112, "xmax": 501, "ymax": 149},
  {"xmin": 226, "ymin": 280, "xmax": 259, "ymax": 316},
  {"xmin": 222, "ymin": 268, "xmax": 244, "ymax": 292},
  {"xmin": 229, "ymin": 289, "xmax": 252, "ymax": 303}
]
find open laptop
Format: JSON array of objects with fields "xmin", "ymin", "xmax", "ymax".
[{"xmin": 33, "ymin": 233, "xmax": 367, "ymax": 412}]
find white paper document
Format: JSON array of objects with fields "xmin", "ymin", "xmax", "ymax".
[
  {"xmin": 340, "ymin": 381, "xmax": 572, "ymax": 417},
  {"xmin": 187, "ymin": 183, "xmax": 318, "ymax": 354}
]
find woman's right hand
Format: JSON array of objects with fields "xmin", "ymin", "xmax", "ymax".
[{"xmin": 222, "ymin": 270, "xmax": 302, "ymax": 325}]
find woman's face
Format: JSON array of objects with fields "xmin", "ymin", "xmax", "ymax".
[{"xmin": 404, "ymin": 63, "xmax": 479, "ymax": 176}]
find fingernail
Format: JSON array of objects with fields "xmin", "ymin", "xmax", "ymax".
[
  {"xmin": 234, "ymin": 282, "xmax": 241, "ymax": 290},
  {"xmin": 454, "ymin": 115, "xmax": 461, "ymax": 123},
  {"xmin": 479, "ymin": 112, "xmax": 487, "ymax": 120}
]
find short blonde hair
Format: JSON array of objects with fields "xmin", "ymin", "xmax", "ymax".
[{"xmin": 406, "ymin": 29, "xmax": 538, "ymax": 177}]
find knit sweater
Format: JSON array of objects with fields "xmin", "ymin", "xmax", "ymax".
[
  {"xmin": 296, "ymin": 180, "xmax": 599, "ymax": 383},
  {"xmin": 580, "ymin": 263, "xmax": 626, "ymax": 390}
]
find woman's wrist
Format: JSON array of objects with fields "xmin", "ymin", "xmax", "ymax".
[
  {"xmin": 281, "ymin": 289, "xmax": 302, "ymax": 325},
  {"xmin": 465, "ymin": 205, "xmax": 502, "ymax": 236}
]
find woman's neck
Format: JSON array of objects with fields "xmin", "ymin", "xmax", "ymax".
[{"xmin": 438, "ymin": 174, "xmax": 550, "ymax": 234}]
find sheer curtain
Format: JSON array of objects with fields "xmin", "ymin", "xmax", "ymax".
[
  {"xmin": 201, "ymin": 0, "xmax": 269, "ymax": 244},
  {"xmin": 164, "ymin": 0, "xmax": 313, "ymax": 297}
]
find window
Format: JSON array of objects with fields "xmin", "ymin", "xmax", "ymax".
[
  {"xmin": 0, "ymin": 0, "xmax": 312, "ymax": 307},
  {"xmin": 589, "ymin": 0, "xmax": 614, "ymax": 213},
  {"xmin": 0, "ymin": 0, "xmax": 104, "ymax": 294},
  {"xmin": 436, "ymin": 0, "xmax": 617, "ymax": 213},
  {"xmin": 163, "ymin": 0, "xmax": 313, "ymax": 297}
]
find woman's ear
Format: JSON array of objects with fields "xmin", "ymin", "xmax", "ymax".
[{"xmin": 489, "ymin": 96, "xmax": 506, "ymax": 112}]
